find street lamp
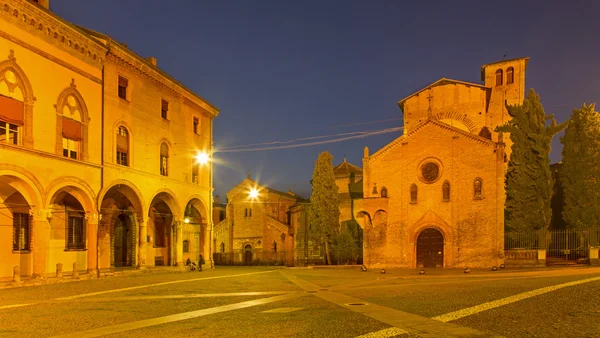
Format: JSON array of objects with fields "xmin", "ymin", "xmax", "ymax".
[
  {"xmin": 248, "ymin": 188, "xmax": 259, "ymax": 200},
  {"xmin": 195, "ymin": 151, "xmax": 210, "ymax": 165}
]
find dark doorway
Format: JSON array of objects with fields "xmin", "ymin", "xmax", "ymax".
[
  {"xmin": 114, "ymin": 213, "xmax": 132, "ymax": 267},
  {"xmin": 416, "ymin": 228, "xmax": 444, "ymax": 268},
  {"xmin": 244, "ymin": 244, "xmax": 253, "ymax": 265}
]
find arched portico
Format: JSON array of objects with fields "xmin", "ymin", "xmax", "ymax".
[
  {"xmin": 0, "ymin": 169, "xmax": 43, "ymax": 278},
  {"xmin": 183, "ymin": 197, "xmax": 209, "ymax": 266},
  {"xmin": 98, "ymin": 181, "xmax": 144, "ymax": 269},
  {"xmin": 148, "ymin": 190, "xmax": 180, "ymax": 266},
  {"xmin": 46, "ymin": 181, "xmax": 97, "ymax": 274}
]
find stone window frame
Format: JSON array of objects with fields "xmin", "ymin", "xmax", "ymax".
[
  {"xmin": 182, "ymin": 240, "xmax": 190, "ymax": 253},
  {"xmin": 380, "ymin": 187, "xmax": 388, "ymax": 198},
  {"xmin": 116, "ymin": 124, "xmax": 131, "ymax": 167},
  {"xmin": 417, "ymin": 157, "xmax": 443, "ymax": 185},
  {"xmin": 442, "ymin": 180, "xmax": 450, "ymax": 202},
  {"xmin": 159, "ymin": 141, "xmax": 170, "ymax": 176},
  {"xmin": 0, "ymin": 51, "xmax": 35, "ymax": 148},
  {"xmin": 506, "ymin": 67, "xmax": 514, "ymax": 84},
  {"xmin": 410, "ymin": 184, "xmax": 418, "ymax": 204},
  {"xmin": 118, "ymin": 75, "xmax": 128, "ymax": 101},
  {"xmin": 474, "ymin": 178, "xmax": 483, "ymax": 200},
  {"xmin": 495, "ymin": 69, "xmax": 503, "ymax": 86},
  {"xmin": 55, "ymin": 80, "xmax": 90, "ymax": 161}
]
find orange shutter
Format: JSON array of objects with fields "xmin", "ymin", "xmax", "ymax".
[
  {"xmin": 62, "ymin": 118, "xmax": 82, "ymax": 141},
  {"xmin": 0, "ymin": 95, "xmax": 24, "ymax": 126},
  {"xmin": 117, "ymin": 134, "xmax": 128, "ymax": 152}
]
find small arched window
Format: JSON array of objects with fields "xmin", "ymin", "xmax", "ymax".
[
  {"xmin": 474, "ymin": 178, "xmax": 483, "ymax": 199},
  {"xmin": 160, "ymin": 142, "xmax": 169, "ymax": 176},
  {"xmin": 506, "ymin": 67, "xmax": 514, "ymax": 84},
  {"xmin": 249, "ymin": 208, "xmax": 252, "ymax": 217},
  {"xmin": 244, "ymin": 208, "xmax": 248, "ymax": 217},
  {"xmin": 116, "ymin": 126, "xmax": 129, "ymax": 166},
  {"xmin": 381, "ymin": 187, "xmax": 388, "ymax": 198},
  {"xmin": 442, "ymin": 181, "xmax": 450, "ymax": 201},
  {"xmin": 410, "ymin": 184, "xmax": 418, "ymax": 204},
  {"xmin": 273, "ymin": 241, "xmax": 277, "ymax": 252},
  {"xmin": 495, "ymin": 69, "xmax": 503, "ymax": 86},
  {"xmin": 220, "ymin": 242, "xmax": 225, "ymax": 253}
]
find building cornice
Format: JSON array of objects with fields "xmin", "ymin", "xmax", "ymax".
[
  {"xmin": 106, "ymin": 43, "xmax": 219, "ymax": 117},
  {"xmin": 1, "ymin": 0, "xmax": 106, "ymax": 68}
]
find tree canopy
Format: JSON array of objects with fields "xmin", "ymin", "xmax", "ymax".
[
  {"xmin": 308, "ymin": 151, "xmax": 340, "ymax": 264},
  {"xmin": 560, "ymin": 103, "xmax": 600, "ymax": 229},
  {"xmin": 497, "ymin": 89, "xmax": 567, "ymax": 231}
]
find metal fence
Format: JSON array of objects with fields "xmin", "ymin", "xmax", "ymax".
[
  {"xmin": 213, "ymin": 250, "xmax": 290, "ymax": 266},
  {"xmin": 505, "ymin": 228, "xmax": 600, "ymax": 265}
]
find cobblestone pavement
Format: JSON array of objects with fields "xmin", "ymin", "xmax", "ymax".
[{"xmin": 0, "ymin": 266, "xmax": 599, "ymax": 337}]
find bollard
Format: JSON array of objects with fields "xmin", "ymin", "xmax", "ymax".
[
  {"xmin": 56, "ymin": 263, "xmax": 63, "ymax": 278},
  {"xmin": 73, "ymin": 262, "xmax": 79, "ymax": 277},
  {"xmin": 13, "ymin": 266, "xmax": 20, "ymax": 283}
]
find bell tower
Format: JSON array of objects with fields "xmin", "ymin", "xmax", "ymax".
[{"xmin": 480, "ymin": 57, "xmax": 529, "ymax": 149}]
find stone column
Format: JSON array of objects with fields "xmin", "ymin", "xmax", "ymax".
[
  {"xmin": 175, "ymin": 220, "xmax": 183, "ymax": 266},
  {"xmin": 137, "ymin": 216, "xmax": 147, "ymax": 268},
  {"xmin": 203, "ymin": 221, "xmax": 213, "ymax": 268},
  {"xmin": 86, "ymin": 213, "xmax": 99, "ymax": 276},
  {"xmin": 32, "ymin": 209, "xmax": 50, "ymax": 279}
]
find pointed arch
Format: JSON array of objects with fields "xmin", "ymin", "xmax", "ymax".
[
  {"xmin": 442, "ymin": 180, "xmax": 450, "ymax": 201},
  {"xmin": 54, "ymin": 80, "xmax": 90, "ymax": 161},
  {"xmin": 0, "ymin": 50, "xmax": 35, "ymax": 147},
  {"xmin": 410, "ymin": 184, "xmax": 418, "ymax": 204}
]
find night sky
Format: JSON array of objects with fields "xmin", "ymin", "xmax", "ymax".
[{"xmin": 53, "ymin": 0, "xmax": 600, "ymax": 199}]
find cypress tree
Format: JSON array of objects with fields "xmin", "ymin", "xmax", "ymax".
[
  {"xmin": 497, "ymin": 89, "xmax": 567, "ymax": 231},
  {"xmin": 308, "ymin": 151, "xmax": 340, "ymax": 264},
  {"xmin": 560, "ymin": 104, "xmax": 600, "ymax": 229}
]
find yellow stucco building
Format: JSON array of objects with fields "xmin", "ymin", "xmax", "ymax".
[
  {"xmin": 355, "ymin": 57, "xmax": 528, "ymax": 268},
  {"xmin": 0, "ymin": 0, "xmax": 218, "ymax": 280}
]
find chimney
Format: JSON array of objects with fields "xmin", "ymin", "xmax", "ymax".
[{"xmin": 147, "ymin": 56, "xmax": 157, "ymax": 67}]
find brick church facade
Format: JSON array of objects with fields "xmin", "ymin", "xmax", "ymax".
[{"xmin": 354, "ymin": 58, "xmax": 528, "ymax": 268}]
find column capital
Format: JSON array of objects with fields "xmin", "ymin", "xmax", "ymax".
[{"xmin": 31, "ymin": 208, "xmax": 51, "ymax": 222}]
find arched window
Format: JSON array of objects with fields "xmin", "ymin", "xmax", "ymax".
[
  {"xmin": 410, "ymin": 184, "xmax": 418, "ymax": 203},
  {"xmin": 273, "ymin": 241, "xmax": 277, "ymax": 252},
  {"xmin": 60, "ymin": 95, "xmax": 84, "ymax": 160},
  {"xmin": 116, "ymin": 126, "xmax": 129, "ymax": 166},
  {"xmin": 244, "ymin": 208, "xmax": 248, "ymax": 217},
  {"xmin": 474, "ymin": 178, "xmax": 483, "ymax": 199},
  {"xmin": 372, "ymin": 183, "xmax": 378, "ymax": 195},
  {"xmin": 381, "ymin": 187, "xmax": 388, "ymax": 198},
  {"xmin": 442, "ymin": 181, "xmax": 450, "ymax": 201},
  {"xmin": 0, "ymin": 63, "xmax": 28, "ymax": 146},
  {"xmin": 249, "ymin": 208, "xmax": 252, "ymax": 217},
  {"xmin": 182, "ymin": 240, "xmax": 189, "ymax": 253},
  {"xmin": 220, "ymin": 242, "xmax": 225, "ymax": 253},
  {"xmin": 495, "ymin": 69, "xmax": 503, "ymax": 86},
  {"xmin": 160, "ymin": 142, "xmax": 169, "ymax": 176},
  {"xmin": 506, "ymin": 67, "xmax": 514, "ymax": 84}
]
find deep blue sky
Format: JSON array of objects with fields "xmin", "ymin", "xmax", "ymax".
[{"xmin": 54, "ymin": 0, "xmax": 600, "ymax": 199}]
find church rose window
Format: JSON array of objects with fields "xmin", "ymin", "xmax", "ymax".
[{"xmin": 421, "ymin": 162, "xmax": 439, "ymax": 183}]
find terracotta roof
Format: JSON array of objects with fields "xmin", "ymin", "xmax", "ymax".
[
  {"xmin": 397, "ymin": 78, "xmax": 488, "ymax": 112},
  {"xmin": 333, "ymin": 158, "xmax": 363, "ymax": 177}
]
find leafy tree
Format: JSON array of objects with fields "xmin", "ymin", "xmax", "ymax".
[
  {"xmin": 309, "ymin": 151, "xmax": 340, "ymax": 264},
  {"xmin": 560, "ymin": 104, "xmax": 600, "ymax": 229},
  {"xmin": 497, "ymin": 89, "xmax": 567, "ymax": 231}
]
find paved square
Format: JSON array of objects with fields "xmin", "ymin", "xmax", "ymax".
[{"xmin": 0, "ymin": 266, "xmax": 599, "ymax": 337}]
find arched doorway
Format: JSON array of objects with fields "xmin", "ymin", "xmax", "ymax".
[
  {"xmin": 416, "ymin": 228, "xmax": 444, "ymax": 268},
  {"xmin": 244, "ymin": 244, "xmax": 253, "ymax": 265},
  {"xmin": 99, "ymin": 182, "xmax": 143, "ymax": 269},
  {"xmin": 184, "ymin": 199, "xmax": 206, "ymax": 265},
  {"xmin": 113, "ymin": 214, "xmax": 132, "ymax": 267}
]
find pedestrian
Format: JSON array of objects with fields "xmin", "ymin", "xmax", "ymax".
[{"xmin": 198, "ymin": 255, "xmax": 205, "ymax": 272}]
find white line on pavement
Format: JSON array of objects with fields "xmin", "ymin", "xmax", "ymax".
[
  {"xmin": 433, "ymin": 275, "xmax": 600, "ymax": 322},
  {"xmin": 51, "ymin": 292, "xmax": 306, "ymax": 338},
  {"xmin": 355, "ymin": 327, "xmax": 408, "ymax": 338},
  {"xmin": 0, "ymin": 303, "xmax": 32, "ymax": 310},
  {"xmin": 56, "ymin": 270, "xmax": 278, "ymax": 300}
]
